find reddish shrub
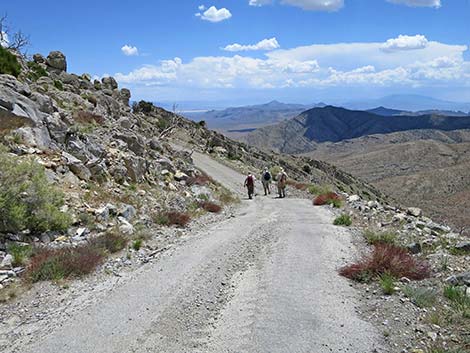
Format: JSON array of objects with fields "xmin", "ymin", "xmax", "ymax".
[
  {"xmin": 339, "ymin": 243, "xmax": 431, "ymax": 282},
  {"xmin": 186, "ymin": 174, "xmax": 213, "ymax": 187},
  {"xmin": 313, "ymin": 192, "xmax": 341, "ymax": 206},
  {"xmin": 26, "ymin": 246, "xmax": 104, "ymax": 282},
  {"xmin": 74, "ymin": 111, "xmax": 105, "ymax": 125},
  {"xmin": 199, "ymin": 201, "xmax": 222, "ymax": 213},
  {"xmin": 166, "ymin": 211, "xmax": 191, "ymax": 227},
  {"xmin": 286, "ymin": 180, "xmax": 309, "ymax": 190}
]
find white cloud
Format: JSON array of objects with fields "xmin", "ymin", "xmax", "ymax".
[
  {"xmin": 196, "ymin": 6, "xmax": 232, "ymax": 23},
  {"xmin": 223, "ymin": 38, "xmax": 280, "ymax": 52},
  {"xmin": 121, "ymin": 44, "xmax": 139, "ymax": 56},
  {"xmin": 381, "ymin": 34, "xmax": 429, "ymax": 51},
  {"xmin": 280, "ymin": 0, "xmax": 344, "ymax": 11},
  {"xmin": 114, "ymin": 36, "xmax": 469, "ymax": 96},
  {"xmin": 0, "ymin": 32, "xmax": 8, "ymax": 47},
  {"xmin": 387, "ymin": 0, "xmax": 441, "ymax": 8},
  {"xmin": 249, "ymin": 0, "xmax": 272, "ymax": 6},
  {"xmin": 198, "ymin": 4, "xmax": 206, "ymax": 10}
]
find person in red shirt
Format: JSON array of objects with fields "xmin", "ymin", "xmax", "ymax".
[{"xmin": 244, "ymin": 173, "xmax": 256, "ymax": 199}]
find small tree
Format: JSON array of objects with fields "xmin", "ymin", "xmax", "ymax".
[{"xmin": 0, "ymin": 14, "xmax": 30, "ymax": 54}]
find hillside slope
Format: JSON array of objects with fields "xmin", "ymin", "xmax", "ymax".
[{"xmin": 243, "ymin": 106, "xmax": 470, "ymax": 154}]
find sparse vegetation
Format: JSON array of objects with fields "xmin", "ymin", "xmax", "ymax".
[
  {"xmin": 132, "ymin": 239, "xmax": 143, "ymax": 251},
  {"xmin": 154, "ymin": 211, "xmax": 191, "ymax": 227},
  {"xmin": 132, "ymin": 100, "xmax": 154, "ymax": 114},
  {"xmin": 186, "ymin": 174, "xmax": 213, "ymax": 186},
  {"xmin": 26, "ymin": 246, "xmax": 104, "ymax": 282},
  {"xmin": 0, "ymin": 46, "xmax": 21, "ymax": 77},
  {"xmin": 379, "ymin": 272, "xmax": 396, "ymax": 295},
  {"xmin": 26, "ymin": 61, "xmax": 47, "ymax": 81},
  {"xmin": 199, "ymin": 201, "xmax": 222, "ymax": 213},
  {"xmin": 7, "ymin": 243, "xmax": 32, "ymax": 266},
  {"xmin": 403, "ymin": 286, "xmax": 437, "ymax": 308},
  {"xmin": 0, "ymin": 149, "xmax": 72, "ymax": 234},
  {"xmin": 53, "ymin": 79, "xmax": 64, "ymax": 91},
  {"xmin": 333, "ymin": 214, "xmax": 352, "ymax": 226},
  {"xmin": 339, "ymin": 243, "xmax": 430, "ymax": 282},
  {"xmin": 313, "ymin": 192, "xmax": 342, "ymax": 208},
  {"xmin": 308, "ymin": 184, "xmax": 332, "ymax": 196},
  {"xmin": 363, "ymin": 229, "xmax": 397, "ymax": 245},
  {"xmin": 73, "ymin": 110, "xmax": 105, "ymax": 125},
  {"xmin": 444, "ymin": 286, "xmax": 470, "ymax": 318},
  {"xmin": 89, "ymin": 231, "xmax": 128, "ymax": 254}
]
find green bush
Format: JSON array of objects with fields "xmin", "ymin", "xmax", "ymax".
[
  {"xmin": 444, "ymin": 286, "xmax": 470, "ymax": 318},
  {"xmin": 403, "ymin": 286, "xmax": 437, "ymax": 308},
  {"xmin": 26, "ymin": 61, "xmax": 48, "ymax": 81},
  {"xmin": 0, "ymin": 149, "xmax": 71, "ymax": 233},
  {"xmin": 333, "ymin": 214, "xmax": 352, "ymax": 226},
  {"xmin": 53, "ymin": 80, "xmax": 64, "ymax": 91},
  {"xmin": 379, "ymin": 272, "xmax": 396, "ymax": 295},
  {"xmin": 363, "ymin": 230, "xmax": 397, "ymax": 245},
  {"xmin": 8, "ymin": 243, "xmax": 32, "ymax": 266},
  {"xmin": 132, "ymin": 239, "xmax": 143, "ymax": 251},
  {"xmin": 0, "ymin": 47, "xmax": 21, "ymax": 77}
]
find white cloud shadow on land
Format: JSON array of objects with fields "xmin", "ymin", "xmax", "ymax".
[
  {"xmin": 195, "ymin": 6, "xmax": 232, "ymax": 22},
  {"xmin": 114, "ymin": 35, "xmax": 469, "ymax": 98}
]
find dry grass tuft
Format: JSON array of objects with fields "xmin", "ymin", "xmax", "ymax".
[
  {"xmin": 199, "ymin": 201, "xmax": 222, "ymax": 213},
  {"xmin": 73, "ymin": 111, "xmax": 105, "ymax": 125},
  {"xmin": 339, "ymin": 243, "xmax": 431, "ymax": 282}
]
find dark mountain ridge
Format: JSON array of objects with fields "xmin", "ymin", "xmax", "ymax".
[{"xmin": 243, "ymin": 105, "xmax": 470, "ymax": 154}]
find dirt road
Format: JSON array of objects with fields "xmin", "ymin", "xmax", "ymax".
[{"xmin": 21, "ymin": 152, "xmax": 384, "ymax": 353}]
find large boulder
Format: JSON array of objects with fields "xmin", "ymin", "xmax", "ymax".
[
  {"xmin": 33, "ymin": 53, "xmax": 46, "ymax": 64},
  {"xmin": 46, "ymin": 51, "xmax": 67, "ymax": 73},
  {"xmin": 120, "ymin": 88, "xmax": 131, "ymax": 106},
  {"xmin": 124, "ymin": 156, "xmax": 147, "ymax": 183},
  {"xmin": 62, "ymin": 152, "xmax": 91, "ymax": 181},
  {"xmin": 101, "ymin": 76, "xmax": 118, "ymax": 90}
]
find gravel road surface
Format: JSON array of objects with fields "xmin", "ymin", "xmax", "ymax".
[{"xmin": 21, "ymin": 151, "xmax": 385, "ymax": 353}]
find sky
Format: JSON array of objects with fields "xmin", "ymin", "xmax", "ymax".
[{"xmin": 3, "ymin": 0, "xmax": 470, "ymax": 106}]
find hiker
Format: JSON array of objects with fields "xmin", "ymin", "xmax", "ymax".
[
  {"xmin": 277, "ymin": 168, "xmax": 288, "ymax": 198},
  {"xmin": 244, "ymin": 172, "xmax": 256, "ymax": 199},
  {"xmin": 261, "ymin": 168, "xmax": 272, "ymax": 196}
]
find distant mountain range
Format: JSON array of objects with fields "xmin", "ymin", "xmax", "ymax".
[
  {"xmin": 342, "ymin": 94, "xmax": 470, "ymax": 113},
  {"xmin": 242, "ymin": 105, "xmax": 470, "ymax": 154},
  {"xmin": 182, "ymin": 100, "xmax": 326, "ymax": 134}
]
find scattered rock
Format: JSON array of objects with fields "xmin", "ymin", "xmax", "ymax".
[
  {"xmin": 46, "ymin": 51, "xmax": 67, "ymax": 72},
  {"xmin": 407, "ymin": 207, "xmax": 422, "ymax": 217}
]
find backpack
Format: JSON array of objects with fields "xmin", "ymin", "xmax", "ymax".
[
  {"xmin": 246, "ymin": 175, "xmax": 254, "ymax": 186},
  {"xmin": 263, "ymin": 171, "xmax": 271, "ymax": 181}
]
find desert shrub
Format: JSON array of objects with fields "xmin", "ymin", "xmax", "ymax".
[
  {"xmin": 7, "ymin": 243, "xmax": 32, "ymax": 266},
  {"xmin": 198, "ymin": 120, "xmax": 207, "ymax": 128},
  {"xmin": 0, "ymin": 150, "xmax": 72, "ymax": 234},
  {"xmin": 217, "ymin": 188, "xmax": 239, "ymax": 205},
  {"xmin": 379, "ymin": 272, "xmax": 396, "ymax": 295},
  {"xmin": 26, "ymin": 246, "xmax": 104, "ymax": 282},
  {"xmin": 333, "ymin": 214, "xmax": 352, "ymax": 226},
  {"xmin": 155, "ymin": 211, "xmax": 191, "ymax": 227},
  {"xmin": 53, "ymin": 80, "xmax": 64, "ymax": 91},
  {"xmin": 313, "ymin": 192, "xmax": 342, "ymax": 208},
  {"xmin": 286, "ymin": 180, "xmax": 309, "ymax": 191},
  {"xmin": 73, "ymin": 111, "xmax": 105, "ymax": 125},
  {"xmin": 444, "ymin": 286, "xmax": 470, "ymax": 318},
  {"xmin": 0, "ymin": 46, "xmax": 21, "ymax": 77},
  {"xmin": 89, "ymin": 231, "xmax": 128, "ymax": 254},
  {"xmin": 132, "ymin": 100, "xmax": 154, "ymax": 114},
  {"xmin": 132, "ymin": 239, "xmax": 143, "ymax": 251},
  {"xmin": 26, "ymin": 61, "xmax": 48, "ymax": 81},
  {"xmin": 199, "ymin": 201, "xmax": 222, "ymax": 213},
  {"xmin": 186, "ymin": 174, "xmax": 213, "ymax": 187},
  {"xmin": 363, "ymin": 230, "xmax": 397, "ymax": 245},
  {"xmin": 403, "ymin": 286, "xmax": 437, "ymax": 308},
  {"xmin": 302, "ymin": 164, "xmax": 311, "ymax": 174},
  {"xmin": 339, "ymin": 243, "xmax": 431, "ymax": 282}
]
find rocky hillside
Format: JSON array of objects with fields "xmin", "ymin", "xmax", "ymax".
[
  {"xmin": 0, "ymin": 49, "xmax": 386, "ymax": 291},
  {"xmin": 242, "ymin": 105, "xmax": 470, "ymax": 154}
]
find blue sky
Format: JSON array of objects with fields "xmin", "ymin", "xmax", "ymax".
[{"xmin": 3, "ymin": 0, "xmax": 470, "ymax": 106}]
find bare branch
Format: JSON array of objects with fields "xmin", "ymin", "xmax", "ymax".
[{"xmin": 0, "ymin": 13, "xmax": 30, "ymax": 55}]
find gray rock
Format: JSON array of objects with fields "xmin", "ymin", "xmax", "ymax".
[
  {"xmin": 101, "ymin": 76, "xmax": 118, "ymax": 90},
  {"xmin": 149, "ymin": 137, "xmax": 163, "ymax": 151},
  {"xmin": 407, "ymin": 207, "xmax": 422, "ymax": 217},
  {"xmin": 118, "ymin": 217, "xmax": 134, "ymax": 235},
  {"xmin": 406, "ymin": 242, "xmax": 421, "ymax": 254},
  {"xmin": 119, "ymin": 204, "xmax": 137, "ymax": 221},
  {"xmin": 115, "ymin": 132, "xmax": 145, "ymax": 156},
  {"xmin": 446, "ymin": 272, "xmax": 470, "ymax": 286},
  {"xmin": 0, "ymin": 254, "xmax": 13, "ymax": 269},
  {"xmin": 33, "ymin": 53, "xmax": 46, "ymax": 64},
  {"xmin": 46, "ymin": 51, "xmax": 67, "ymax": 72},
  {"xmin": 120, "ymin": 88, "xmax": 131, "ymax": 106},
  {"xmin": 118, "ymin": 117, "xmax": 132, "ymax": 129},
  {"xmin": 124, "ymin": 156, "xmax": 147, "ymax": 183},
  {"xmin": 62, "ymin": 151, "xmax": 91, "ymax": 181},
  {"xmin": 454, "ymin": 241, "xmax": 470, "ymax": 252}
]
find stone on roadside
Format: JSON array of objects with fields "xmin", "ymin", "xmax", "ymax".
[
  {"xmin": 0, "ymin": 254, "xmax": 13, "ymax": 269},
  {"xmin": 407, "ymin": 207, "xmax": 422, "ymax": 217}
]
